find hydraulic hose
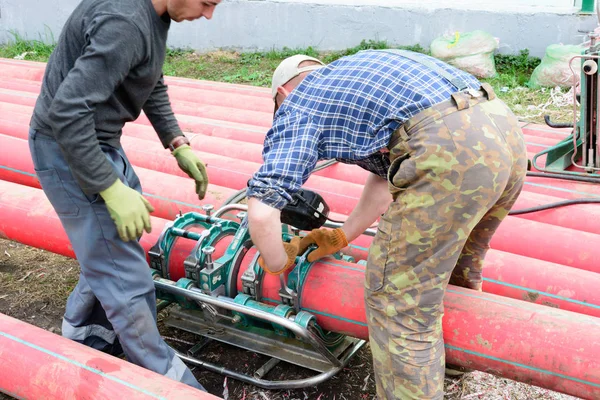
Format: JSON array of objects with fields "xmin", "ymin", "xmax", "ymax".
[
  {"xmin": 509, "ymin": 198, "xmax": 600, "ymax": 215},
  {"xmin": 543, "ymin": 115, "xmax": 574, "ymax": 129},
  {"xmin": 526, "ymin": 170, "xmax": 600, "ymax": 184},
  {"xmin": 508, "ymin": 170, "xmax": 600, "ymax": 215}
]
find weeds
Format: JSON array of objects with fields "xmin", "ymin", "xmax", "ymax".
[{"xmin": 0, "ymin": 30, "xmax": 56, "ymax": 61}]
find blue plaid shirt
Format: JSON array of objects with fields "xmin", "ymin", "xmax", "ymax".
[{"xmin": 247, "ymin": 50, "xmax": 481, "ymax": 209}]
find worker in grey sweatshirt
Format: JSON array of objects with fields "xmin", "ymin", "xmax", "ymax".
[{"xmin": 28, "ymin": 0, "xmax": 221, "ymax": 391}]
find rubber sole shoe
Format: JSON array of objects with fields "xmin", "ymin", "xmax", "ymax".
[{"xmin": 445, "ymin": 364, "xmax": 473, "ymax": 377}]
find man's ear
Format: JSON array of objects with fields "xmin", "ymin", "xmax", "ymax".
[{"xmin": 276, "ymin": 85, "xmax": 290, "ymax": 99}]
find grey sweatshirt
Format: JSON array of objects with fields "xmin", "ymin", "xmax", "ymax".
[{"xmin": 30, "ymin": 0, "xmax": 183, "ymax": 195}]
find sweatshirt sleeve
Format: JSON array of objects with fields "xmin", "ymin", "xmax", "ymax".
[
  {"xmin": 47, "ymin": 15, "xmax": 146, "ymax": 195},
  {"xmin": 143, "ymin": 74, "xmax": 184, "ymax": 148}
]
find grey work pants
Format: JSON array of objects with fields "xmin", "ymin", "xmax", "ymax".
[{"xmin": 28, "ymin": 128, "xmax": 204, "ymax": 391}]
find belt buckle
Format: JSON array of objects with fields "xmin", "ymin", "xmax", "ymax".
[{"xmin": 464, "ymin": 88, "xmax": 482, "ymax": 98}]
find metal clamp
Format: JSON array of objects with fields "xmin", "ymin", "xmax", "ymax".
[
  {"xmin": 241, "ymin": 251, "xmax": 262, "ymax": 300},
  {"xmin": 278, "ymin": 274, "xmax": 298, "ymax": 311},
  {"xmin": 148, "ymin": 220, "xmax": 175, "ymax": 279},
  {"xmin": 184, "ymin": 229, "xmax": 212, "ymax": 282}
]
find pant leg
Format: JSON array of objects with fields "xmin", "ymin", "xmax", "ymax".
[
  {"xmin": 28, "ymin": 129, "xmax": 204, "ymax": 391},
  {"xmin": 63, "ymin": 273, "xmax": 123, "ymax": 355},
  {"xmin": 450, "ymin": 100, "xmax": 528, "ymax": 290},
  {"xmin": 364, "ymin": 100, "xmax": 515, "ymax": 399}
]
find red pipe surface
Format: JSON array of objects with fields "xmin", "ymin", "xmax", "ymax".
[
  {"xmin": 0, "ymin": 89, "xmax": 560, "ymax": 166},
  {"xmin": 233, "ymin": 249, "xmax": 600, "ymax": 400},
  {"xmin": 10, "ymin": 156, "xmax": 600, "ymax": 319},
  {"xmin": 3, "ymin": 128, "xmax": 600, "ymax": 274},
  {"xmin": 0, "ymin": 134, "xmax": 236, "ymax": 221},
  {"xmin": 0, "ymin": 313, "xmax": 221, "ymax": 400},
  {"xmin": 0, "ymin": 60, "xmax": 271, "ymax": 98},
  {"xmin": 340, "ymin": 238, "xmax": 600, "ymax": 318},
  {"xmin": 1, "ymin": 179, "xmax": 599, "ymax": 399}
]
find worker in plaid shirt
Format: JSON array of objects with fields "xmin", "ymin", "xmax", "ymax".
[{"xmin": 246, "ymin": 50, "xmax": 527, "ymax": 399}]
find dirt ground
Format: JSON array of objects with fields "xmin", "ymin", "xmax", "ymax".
[{"xmin": 0, "ymin": 238, "xmax": 581, "ymax": 400}]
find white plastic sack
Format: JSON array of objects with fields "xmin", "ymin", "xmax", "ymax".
[
  {"xmin": 529, "ymin": 44, "xmax": 583, "ymax": 89},
  {"xmin": 430, "ymin": 30, "xmax": 499, "ymax": 78}
]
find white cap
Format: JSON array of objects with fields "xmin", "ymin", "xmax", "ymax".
[{"xmin": 271, "ymin": 54, "xmax": 325, "ymax": 101}]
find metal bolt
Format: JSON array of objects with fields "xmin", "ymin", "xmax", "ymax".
[
  {"xmin": 202, "ymin": 204, "xmax": 214, "ymax": 217},
  {"xmin": 202, "ymin": 275, "xmax": 208, "ymax": 282},
  {"xmin": 202, "ymin": 246, "xmax": 215, "ymax": 271},
  {"xmin": 202, "ymin": 283, "xmax": 209, "ymax": 290},
  {"xmin": 203, "ymin": 246, "xmax": 215, "ymax": 257},
  {"xmin": 231, "ymin": 315, "xmax": 241, "ymax": 324},
  {"xmin": 236, "ymin": 211, "xmax": 247, "ymax": 221}
]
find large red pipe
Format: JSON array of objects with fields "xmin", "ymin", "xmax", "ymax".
[
  {"xmin": 0, "ymin": 119, "xmax": 596, "ymax": 223},
  {"xmin": 0, "ymin": 100, "xmax": 595, "ymax": 201},
  {"xmin": 0, "ymin": 87, "xmax": 272, "ymax": 128},
  {"xmin": 0, "ymin": 89, "xmax": 562, "ymax": 162},
  {"xmin": 0, "ymin": 313, "xmax": 221, "ymax": 400},
  {"xmin": 1, "ymin": 179, "xmax": 599, "ymax": 399},
  {"xmin": 0, "ymin": 59, "xmax": 272, "ymax": 98},
  {"xmin": 0, "ymin": 134, "xmax": 236, "ymax": 221},
  {"xmin": 233, "ymin": 252, "xmax": 600, "ymax": 400},
  {"xmin": 0, "ymin": 59, "xmax": 577, "ymax": 143},
  {"xmin": 0, "ymin": 85, "xmax": 566, "ymax": 159},
  {"xmin": 2, "ymin": 130, "xmax": 600, "ymax": 275},
  {"xmin": 0, "ymin": 62, "xmax": 576, "ymax": 139},
  {"xmin": 341, "ymin": 240, "xmax": 600, "ymax": 319},
  {"xmin": 3, "ymin": 177, "xmax": 600, "ymax": 322},
  {"xmin": 0, "ymin": 99, "xmax": 587, "ymax": 192},
  {"xmin": 5, "ymin": 143, "xmax": 600, "ymax": 319}
]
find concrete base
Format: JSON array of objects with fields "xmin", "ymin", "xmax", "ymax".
[{"xmin": 0, "ymin": 0, "xmax": 598, "ymax": 57}]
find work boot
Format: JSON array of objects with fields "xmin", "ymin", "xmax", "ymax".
[{"xmin": 445, "ymin": 363, "xmax": 473, "ymax": 377}]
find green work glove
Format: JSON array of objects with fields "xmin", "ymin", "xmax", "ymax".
[
  {"xmin": 99, "ymin": 179, "xmax": 155, "ymax": 242},
  {"xmin": 172, "ymin": 144, "xmax": 209, "ymax": 200}
]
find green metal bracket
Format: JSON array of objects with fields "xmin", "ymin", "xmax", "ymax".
[
  {"xmin": 186, "ymin": 220, "xmax": 240, "ymax": 291},
  {"xmin": 539, "ymin": 131, "xmax": 582, "ymax": 172}
]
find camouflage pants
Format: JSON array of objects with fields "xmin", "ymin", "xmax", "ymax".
[{"xmin": 364, "ymin": 84, "xmax": 528, "ymax": 400}]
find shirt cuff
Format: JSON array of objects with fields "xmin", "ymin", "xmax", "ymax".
[{"xmin": 246, "ymin": 186, "xmax": 290, "ymax": 210}]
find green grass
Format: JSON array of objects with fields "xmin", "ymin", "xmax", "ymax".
[
  {"xmin": 0, "ymin": 37, "xmax": 576, "ymax": 124},
  {"xmin": 0, "ymin": 31, "xmax": 56, "ymax": 62}
]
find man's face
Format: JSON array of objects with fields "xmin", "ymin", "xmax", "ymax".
[{"xmin": 166, "ymin": 0, "xmax": 221, "ymax": 22}]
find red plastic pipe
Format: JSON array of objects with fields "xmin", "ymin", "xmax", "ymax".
[
  {"xmin": 0, "ymin": 59, "xmax": 271, "ymax": 97},
  {"xmin": 0, "ymin": 134, "xmax": 236, "ymax": 221},
  {"xmin": 0, "ymin": 313, "xmax": 221, "ymax": 400},
  {"xmin": 4, "ymin": 178, "xmax": 600, "ymax": 321},
  {"xmin": 1, "ymin": 179, "xmax": 599, "ymax": 399},
  {"xmin": 2, "ymin": 130, "xmax": 600, "ymax": 273},
  {"xmin": 233, "ymin": 249, "xmax": 600, "ymax": 400}
]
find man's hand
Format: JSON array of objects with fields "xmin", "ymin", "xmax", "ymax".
[
  {"xmin": 258, "ymin": 237, "xmax": 301, "ymax": 275},
  {"xmin": 298, "ymin": 228, "xmax": 348, "ymax": 262},
  {"xmin": 100, "ymin": 179, "xmax": 155, "ymax": 241},
  {"xmin": 172, "ymin": 144, "xmax": 209, "ymax": 200}
]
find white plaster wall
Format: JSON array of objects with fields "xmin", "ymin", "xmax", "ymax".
[{"xmin": 0, "ymin": 0, "xmax": 596, "ymax": 58}]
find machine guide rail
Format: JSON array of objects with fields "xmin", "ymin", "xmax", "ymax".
[{"xmin": 148, "ymin": 203, "xmax": 367, "ymax": 389}]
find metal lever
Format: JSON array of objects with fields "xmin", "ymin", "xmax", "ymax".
[{"xmin": 278, "ymin": 274, "xmax": 298, "ymax": 310}]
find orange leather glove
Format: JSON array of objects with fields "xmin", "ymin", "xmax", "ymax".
[
  {"xmin": 298, "ymin": 228, "xmax": 348, "ymax": 263},
  {"xmin": 258, "ymin": 237, "xmax": 301, "ymax": 275}
]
